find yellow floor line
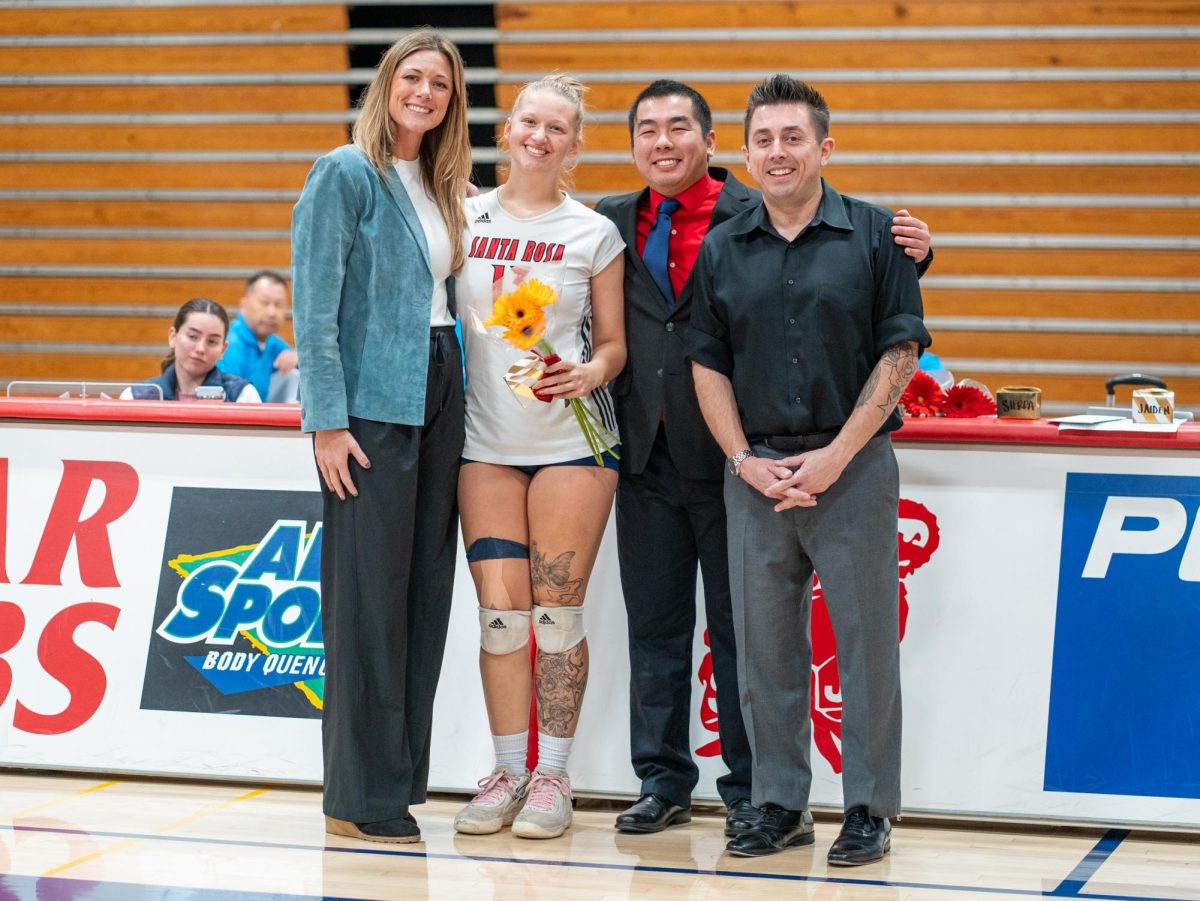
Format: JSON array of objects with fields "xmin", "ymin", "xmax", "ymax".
[
  {"xmin": 153, "ymin": 787, "xmax": 269, "ymax": 834},
  {"xmin": 42, "ymin": 839, "xmax": 138, "ymax": 876},
  {"xmin": 42, "ymin": 786, "xmax": 269, "ymax": 877},
  {"xmin": 2, "ymin": 780, "xmax": 119, "ymax": 822}
]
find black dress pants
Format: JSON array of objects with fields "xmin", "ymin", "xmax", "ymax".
[
  {"xmin": 320, "ymin": 329, "xmax": 464, "ymax": 822},
  {"xmin": 615, "ymin": 424, "xmax": 752, "ymax": 809}
]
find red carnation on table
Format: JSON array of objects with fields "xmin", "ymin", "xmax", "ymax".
[
  {"xmin": 943, "ymin": 383, "xmax": 997, "ymax": 418},
  {"xmin": 900, "ymin": 370, "xmax": 946, "ymax": 417}
]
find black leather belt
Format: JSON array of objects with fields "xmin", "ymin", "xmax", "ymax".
[{"xmin": 754, "ymin": 432, "xmax": 839, "ymax": 451}]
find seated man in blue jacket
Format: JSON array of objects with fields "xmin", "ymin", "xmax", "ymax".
[{"xmin": 217, "ymin": 270, "xmax": 298, "ymax": 400}]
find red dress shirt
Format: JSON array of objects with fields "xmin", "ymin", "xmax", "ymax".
[{"xmin": 635, "ymin": 172, "xmax": 724, "ymax": 298}]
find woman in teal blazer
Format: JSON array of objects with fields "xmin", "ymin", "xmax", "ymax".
[{"xmin": 291, "ymin": 29, "xmax": 472, "ymax": 844}]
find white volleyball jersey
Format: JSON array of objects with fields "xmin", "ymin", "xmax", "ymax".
[{"xmin": 460, "ymin": 190, "xmax": 624, "ymax": 464}]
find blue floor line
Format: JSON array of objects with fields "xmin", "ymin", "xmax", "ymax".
[
  {"xmin": 1050, "ymin": 828, "xmax": 1131, "ymax": 896},
  {"xmin": 0, "ymin": 822, "xmax": 1182, "ymax": 901}
]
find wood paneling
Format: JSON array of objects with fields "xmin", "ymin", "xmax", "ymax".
[
  {"xmin": 907, "ymin": 208, "xmax": 1200, "ymax": 238},
  {"xmin": 0, "ymin": 5, "xmax": 347, "ymax": 35},
  {"xmin": 0, "ymin": 352, "xmax": 160, "ymax": 381},
  {"xmin": 0, "ymin": 124, "xmax": 348, "ymax": 153},
  {"xmin": 506, "ymin": 82, "xmax": 1200, "ymax": 113},
  {"xmin": 498, "ymin": 1, "xmax": 1200, "ymax": 29},
  {"xmin": 0, "ymin": 277, "xmax": 249, "ymax": 306},
  {"xmin": 0, "ymin": 162, "xmax": 314, "ymax": 190},
  {"xmin": 498, "ymin": 39, "xmax": 1199, "ymax": 70},
  {"xmin": 0, "ymin": 314, "xmax": 294, "ymax": 346},
  {"xmin": 0, "ymin": 201, "xmax": 295, "ymax": 230},
  {"xmin": 1, "ymin": 315, "xmax": 169, "ymax": 343},
  {"xmin": 0, "ymin": 45, "xmax": 348, "ymax": 74},
  {"xmin": 0, "ymin": 85, "xmax": 348, "ymax": 114},
  {"xmin": 920, "ymin": 248, "xmax": 1199, "ymax": 279},
  {"xmin": 921, "ymin": 290, "xmax": 1197, "ymax": 321},
  {"xmin": 7, "ymin": 0, "xmax": 1194, "ymax": 407},
  {"xmin": 0, "ymin": 238, "xmax": 289, "ymax": 267},
  {"xmin": 931, "ymin": 331, "xmax": 1198, "ymax": 363}
]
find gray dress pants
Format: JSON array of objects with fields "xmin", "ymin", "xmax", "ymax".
[
  {"xmin": 724, "ymin": 434, "xmax": 902, "ymax": 818},
  {"xmin": 319, "ymin": 329, "xmax": 464, "ymax": 823}
]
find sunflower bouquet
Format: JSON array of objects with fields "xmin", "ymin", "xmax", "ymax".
[{"xmin": 475, "ymin": 275, "xmax": 620, "ymax": 465}]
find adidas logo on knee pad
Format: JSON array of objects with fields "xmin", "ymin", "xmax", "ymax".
[
  {"xmin": 477, "ymin": 606, "xmax": 585, "ymax": 654},
  {"xmin": 532, "ymin": 605, "xmax": 584, "ymax": 654},
  {"xmin": 478, "ymin": 607, "xmax": 530, "ymax": 654}
]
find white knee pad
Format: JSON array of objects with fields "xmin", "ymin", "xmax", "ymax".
[
  {"xmin": 532, "ymin": 605, "xmax": 585, "ymax": 654},
  {"xmin": 478, "ymin": 607, "xmax": 530, "ymax": 655}
]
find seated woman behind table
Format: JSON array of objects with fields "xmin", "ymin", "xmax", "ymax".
[{"xmin": 128, "ymin": 298, "xmax": 262, "ymax": 402}]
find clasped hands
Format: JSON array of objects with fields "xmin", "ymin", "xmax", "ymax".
[{"xmin": 740, "ymin": 445, "xmax": 850, "ymax": 512}]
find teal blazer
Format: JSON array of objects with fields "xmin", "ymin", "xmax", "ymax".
[{"xmin": 291, "ymin": 144, "xmax": 437, "ymax": 433}]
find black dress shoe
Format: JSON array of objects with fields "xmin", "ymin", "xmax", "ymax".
[
  {"xmin": 725, "ymin": 804, "xmax": 814, "ymax": 857},
  {"xmin": 724, "ymin": 798, "xmax": 762, "ymax": 836},
  {"xmin": 827, "ymin": 805, "xmax": 891, "ymax": 866},
  {"xmin": 325, "ymin": 813, "xmax": 421, "ymax": 844},
  {"xmin": 615, "ymin": 794, "xmax": 691, "ymax": 833}
]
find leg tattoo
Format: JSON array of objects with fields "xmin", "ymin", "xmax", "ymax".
[
  {"xmin": 531, "ymin": 541, "xmax": 584, "ymax": 605},
  {"xmin": 536, "ymin": 641, "xmax": 588, "ymax": 737}
]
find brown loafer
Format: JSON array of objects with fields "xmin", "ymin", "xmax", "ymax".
[{"xmin": 325, "ymin": 814, "xmax": 421, "ymax": 844}]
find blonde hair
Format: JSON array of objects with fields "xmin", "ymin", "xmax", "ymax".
[
  {"xmin": 502, "ymin": 74, "xmax": 588, "ymax": 190},
  {"xmin": 352, "ymin": 29, "xmax": 471, "ymax": 271}
]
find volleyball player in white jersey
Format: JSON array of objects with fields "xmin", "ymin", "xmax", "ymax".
[{"xmin": 453, "ymin": 75, "xmax": 626, "ymax": 840}]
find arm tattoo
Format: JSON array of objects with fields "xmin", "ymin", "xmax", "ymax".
[
  {"xmin": 854, "ymin": 366, "xmax": 882, "ymax": 411},
  {"xmin": 530, "ymin": 541, "xmax": 584, "ymax": 605},
  {"xmin": 854, "ymin": 341, "xmax": 918, "ymax": 416},
  {"xmin": 535, "ymin": 642, "xmax": 588, "ymax": 736}
]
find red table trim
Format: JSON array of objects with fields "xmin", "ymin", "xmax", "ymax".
[
  {"xmin": 2, "ymin": 399, "xmax": 1197, "ymax": 451},
  {"xmin": 894, "ymin": 416, "xmax": 1200, "ymax": 450},
  {"xmin": 0, "ymin": 398, "xmax": 301, "ymax": 429}
]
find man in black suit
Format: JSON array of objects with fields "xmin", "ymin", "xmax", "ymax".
[{"xmin": 596, "ymin": 80, "xmax": 931, "ymax": 835}]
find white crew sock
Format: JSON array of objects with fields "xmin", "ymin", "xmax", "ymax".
[
  {"xmin": 492, "ymin": 730, "xmax": 528, "ymax": 770},
  {"xmin": 536, "ymin": 732, "xmax": 573, "ymax": 774}
]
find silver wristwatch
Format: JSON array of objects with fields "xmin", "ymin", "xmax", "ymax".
[{"xmin": 727, "ymin": 448, "xmax": 754, "ymax": 477}]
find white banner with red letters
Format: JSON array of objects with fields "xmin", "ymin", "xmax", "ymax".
[{"xmin": 1, "ymin": 415, "xmax": 1198, "ymax": 827}]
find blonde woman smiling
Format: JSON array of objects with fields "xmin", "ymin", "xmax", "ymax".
[{"xmin": 291, "ymin": 29, "xmax": 471, "ymax": 844}]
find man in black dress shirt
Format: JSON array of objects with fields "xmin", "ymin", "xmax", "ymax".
[{"xmin": 688, "ymin": 75, "xmax": 930, "ymax": 865}]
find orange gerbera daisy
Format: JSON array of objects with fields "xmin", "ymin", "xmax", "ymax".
[
  {"xmin": 482, "ymin": 277, "xmax": 559, "ymax": 351},
  {"xmin": 510, "ymin": 277, "xmax": 558, "ymax": 311},
  {"xmin": 483, "ymin": 293, "xmax": 547, "ymax": 350}
]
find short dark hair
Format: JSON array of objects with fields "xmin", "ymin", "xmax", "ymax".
[
  {"xmin": 626, "ymin": 79, "xmax": 713, "ymax": 142},
  {"xmin": 244, "ymin": 270, "xmax": 288, "ymax": 292},
  {"xmin": 743, "ymin": 74, "xmax": 830, "ymax": 144}
]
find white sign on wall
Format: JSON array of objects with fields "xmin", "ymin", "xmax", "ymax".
[{"xmin": 1, "ymin": 420, "xmax": 1198, "ymax": 827}]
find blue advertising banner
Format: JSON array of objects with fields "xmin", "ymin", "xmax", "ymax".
[
  {"xmin": 139, "ymin": 487, "xmax": 325, "ymax": 719},
  {"xmin": 1045, "ymin": 472, "xmax": 1200, "ymax": 799}
]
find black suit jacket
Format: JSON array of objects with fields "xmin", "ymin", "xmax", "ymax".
[{"xmin": 596, "ymin": 168, "xmax": 759, "ymax": 481}]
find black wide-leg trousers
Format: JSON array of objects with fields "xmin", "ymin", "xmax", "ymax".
[{"xmin": 320, "ymin": 330, "xmax": 464, "ymax": 823}]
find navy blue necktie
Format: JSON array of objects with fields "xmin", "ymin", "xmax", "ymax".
[{"xmin": 642, "ymin": 197, "xmax": 681, "ymax": 309}]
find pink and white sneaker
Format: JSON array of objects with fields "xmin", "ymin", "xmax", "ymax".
[
  {"xmin": 511, "ymin": 767, "xmax": 573, "ymax": 839},
  {"xmin": 453, "ymin": 765, "xmax": 530, "ymax": 835}
]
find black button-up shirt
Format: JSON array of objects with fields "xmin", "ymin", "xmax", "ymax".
[{"xmin": 686, "ymin": 180, "xmax": 930, "ymax": 438}]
